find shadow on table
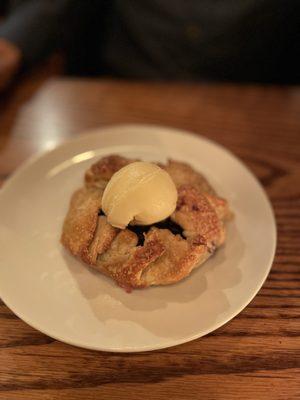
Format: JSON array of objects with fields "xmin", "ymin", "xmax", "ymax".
[{"xmin": 63, "ymin": 221, "xmax": 244, "ymax": 339}]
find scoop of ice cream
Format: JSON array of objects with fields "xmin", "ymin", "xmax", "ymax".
[{"xmin": 102, "ymin": 161, "xmax": 178, "ymax": 229}]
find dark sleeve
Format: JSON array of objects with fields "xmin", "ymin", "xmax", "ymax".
[{"xmin": 0, "ymin": 0, "xmax": 73, "ymax": 67}]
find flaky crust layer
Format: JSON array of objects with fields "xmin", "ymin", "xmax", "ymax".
[{"xmin": 61, "ymin": 155, "xmax": 231, "ymax": 289}]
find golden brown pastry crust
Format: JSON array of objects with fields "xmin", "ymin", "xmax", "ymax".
[
  {"xmin": 85, "ymin": 155, "xmax": 136, "ymax": 190},
  {"xmin": 61, "ymin": 155, "xmax": 230, "ymax": 290}
]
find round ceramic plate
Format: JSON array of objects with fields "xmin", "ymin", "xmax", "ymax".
[{"xmin": 0, "ymin": 125, "xmax": 276, "ymax": 352}]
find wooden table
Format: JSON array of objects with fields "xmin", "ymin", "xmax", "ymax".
[{"xmin": 0, "ymin": 78, "xmax": 299, "ymax": 400}]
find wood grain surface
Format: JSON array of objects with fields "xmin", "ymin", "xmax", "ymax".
[{"xmin": 0, "ymin": 77, "xmax": 299, "ymax": 399}]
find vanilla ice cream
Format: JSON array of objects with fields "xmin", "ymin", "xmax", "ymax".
[{"xmin": 102, "ymin": 161, "xmax": 178, "ymax": 229}]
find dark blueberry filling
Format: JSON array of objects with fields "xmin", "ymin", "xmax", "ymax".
[
  {"xmin": 98, "ymin": 209, "xmax": 185, "ymax": 246},
  {"xmin": 128, "ymin": 218, "xmax": 185, "ymax": 246},
  {"xmin": 127, "ymin": 224, "xmax": 151, "ymax": 246},
  {"xmin": 154, "ymin": 218, "xmax": 185, "ymax": 238}
]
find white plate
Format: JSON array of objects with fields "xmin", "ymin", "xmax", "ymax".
[{"xmin": 0, "ymin": 124, "xmax": 276, "ymax": 352}]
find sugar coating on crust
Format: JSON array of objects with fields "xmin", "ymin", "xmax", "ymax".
[
  {"xmin": 172, "ymin": 184, "xmax": 225, "ymax": 250},
  {"xmin": 139, "ymin": 228, "xmax": 209, "ymax": 286},
  {"xmin": 81, "ymin": 216, "xmax": 118, "ymax": 265},
  {"xmin": 85, "ymin": 155, "xmax": 136, "ymax": 189},
  {"xmin": 162, "ymin": 159, "xmax": 216, "ymax": 195},
  {"xmin": 61, "ymin": 155, "xmax": 231, "ymax": 289},
  {"xmin": 61, "ymin": 187, "xmax": 103, "ymax": 257}
]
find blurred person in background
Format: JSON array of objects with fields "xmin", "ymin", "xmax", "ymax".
[{"xmin": 0, "ymin": 0, "xmax": 299, "ymax": 91}]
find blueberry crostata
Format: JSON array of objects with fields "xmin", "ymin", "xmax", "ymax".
[{"xmin": 61, "ymin": 155, "xmax": 231, "ymax": 291}]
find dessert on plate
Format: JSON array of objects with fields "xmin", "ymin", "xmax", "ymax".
[{"xmin": 61, "ymin": 155, "xmax": 231, "ymax": 290}]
